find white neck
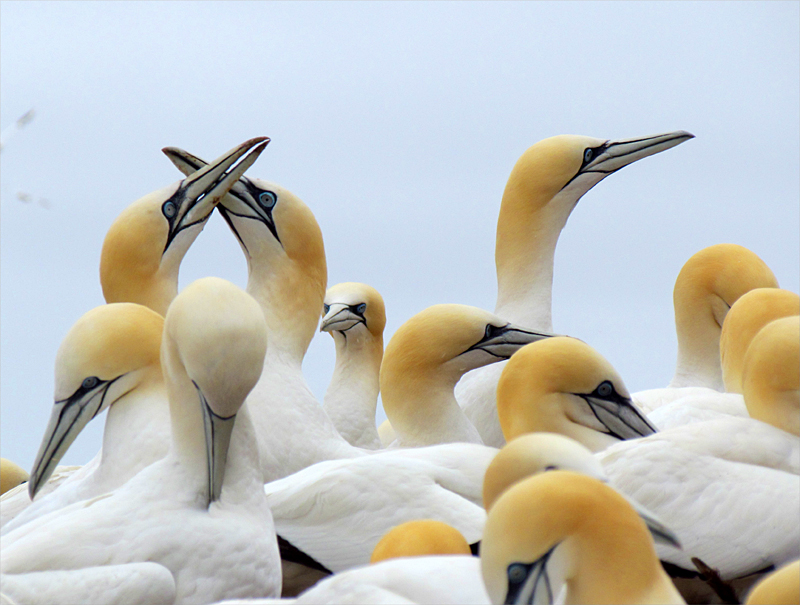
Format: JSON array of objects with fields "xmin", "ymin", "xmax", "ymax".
[
  {"xmin": 249, "ymin": 346, "xmax": 361, "ymax": 482},
  {"xmin": 494, "ymin": 190, "xmax": 576, "ymax": 331},
  {"xmin": 96, "ymin": 375, "xmax": 169, "ymax": 487},
  {"xmin": 386, "ymin": 373, "xmax": 483, "ymax": 448},
  {"xmin": 323, "ymin": 330, "xmax": 382, "ymax": 449}
]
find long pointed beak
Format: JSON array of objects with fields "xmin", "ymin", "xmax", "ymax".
[
  {"xmin": 162, "ymin": 145, "xmax": 282, "ymax": 247},
  {"xmin": 28, "ymin": 382, "xmax": 113, "ymax": 499},
  {"xmin": 467, "ymin": 324, "xmax": 556, "ymax": 360},
  {"xmin": 160, "ymin": 137, "xmax": 269, "ymax": 253},
  {"xmin": 580, "ymin": 393, "xmax": 657, "ymax": 440},
  {"xmin": 198, "ymin": 388, "xmax": 237, "ymax": 505},
  {"xmin": 585, "ymin": 130, "xmax": 694, "ymax": 175},
  {"xmin": 320, "ymin": 305, "xmax": 364, "ymax": 333}
]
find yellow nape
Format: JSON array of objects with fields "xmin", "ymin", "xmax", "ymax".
[
  {"xmin": 100, "ymin": 191, "xmax": 176, "ymax": 316},
  {"xmin": 54, "ymin": 303, "xmax": 164, "ymax": 402},
  {"xmin": 496, "ymin": 337, "xmax": 628, "ymax": 447},
  {"xmin": 240, "ymin": 181, "xmax": 327, "ymax": 356},
  {"xmin": 742, "ymin": 316, "xmax": 800, "ymax": 436},
  {"xmin": 482, "ymin": 433, "xmax": 601, "ymax": 511},
  {"xmin": 671, "ymin": 244, "xmax": 778, "ymax": 388},
  {"xmin": 481, "ymin": 471, "xmax": 683, "ymax": 605},
  {"xmin": 745, "ymin": 560, "xmax": 800, "ymax": 605},
  {"xmin": 370, "ymin": 519, "xmax": 471, "ymax": 564},
  {"xmin": 495, "ymin": 136, "xmax": 603, "ymax": 288},
  {"xmin": 721, "ymin": 288, "xmax": 800, "ymax": 394},
  {"xmin": 1, "ymin": 458, "xmax": 29, "ymax": 495},
  {"xmin": 380, "ymin": 304, "xmax": 502, "ymax": 432}
]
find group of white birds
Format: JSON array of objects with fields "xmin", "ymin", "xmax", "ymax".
[{"xmin": 0, "ymin": 130, "xmax": 797, "ymax": 605}]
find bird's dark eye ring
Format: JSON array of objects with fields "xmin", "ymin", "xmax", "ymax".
[
  {"xmin": 323, "ymin": 304, "xmax": 330, "ymax": 313},
  {"xmin": 259, "ymin": 191, "xmax": 277, "ymax": 209},
  {"xmin": 162, "ymin": 201, "xmax": 177, "ymax": 218},
  {"xmin": 583, "ymin": 148, "xmax": 593, "ymax": 163},
  {"xmin": 356, "ymin": 303, "xmax": 367, "ymax": 314},
  {"xmin": 82, "ymin": 376, "xmax": 99, "ymax": 390},
  {"xmin": 597, "ymin": 381, "xmax": 613, "ymax": 397},
  {"xmin": 507, "ymin": 563, "xmax": 528, "ymax": 584}
]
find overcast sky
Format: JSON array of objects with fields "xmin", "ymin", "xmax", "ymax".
[{"xmin": 2, "ymin": 1, "xmax": 798, "ymax": 471}]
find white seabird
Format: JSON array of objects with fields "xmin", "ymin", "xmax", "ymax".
[
  {"xmin": 0, "ymin": 138, "xmax": 267, "ymax": 530},
  {"xmin": 456, "ymin": 131, "xmax": 694, "ymax": 447},
  {"xmin": 1, "ymin": 278, "xmax": 281, "ymax": 605},
  {"xmin": 319, "ymin": 282, "xmax": 387, "ymax": 450}
]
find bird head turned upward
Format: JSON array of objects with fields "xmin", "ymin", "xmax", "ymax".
[
  {"xmin": 494, "ymin": 131, "xmax": 693, "ymax": 328},
  {"xmin": 162, "ymin": 145, "xmax": 327, "ymax": 359},
  {"xmin": 496, "ymin": 337, "xmax": 656, "ymax": 453},
  {"xmin": 100, "ymin": 137, "xmax": 268, "ymax": 316}
]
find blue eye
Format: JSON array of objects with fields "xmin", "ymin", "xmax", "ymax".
[
  {"xmin": 82, "ymin": 376, "xmax": 99, "ymax": 390},
  {"xmin": 356, "ymin": 303, "xmax": 367, "ymax": 314},
  {"xmin": 507, "ymin": 563, "xmax": 528, "ymax": 584},
  {"xmin": 583, "ymin": 148, "xmax": 593, "ymax": 163},
  {"xmin": 597, "ymin": 381, "xmax": 613, "ymax": 397},
  {"xmin": 258, "ymin": 191, "xmax": 277, "ymax": 209},
  {"xmin": 162, "ymin": 201, "xmax": 177, "ymax": 218},
  {"xmin": 323, "ymin": 304, "xmax": 330, "ymax": 313}
]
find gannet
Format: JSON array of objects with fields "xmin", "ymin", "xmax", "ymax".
[
  {"xmin": 720, "ymin": 288, "xmax": 800, "ymax": 394},
  {"xmin": 633, "ymin": 244, "xmax": 779, "ymax": 415},
  {"xmin": 480, "ymin": 433, "xmax": 681, "ymax": 551},
  {"xmin": 744, "ymin": 560, "xmax": 800, "ymax": 605},
  {"xmin": 456, "ymin": 131, "xmax": 694, "ymax": 447},
  {"xmin": 101, "ymin": 137, "xmax": 269, "ymax": 316},
  {"xmin": 648, "ymin": 287, "xmax": 799, "ymax": 431},
  {"xmin": 481, "ymin": 471, "xmax": 685, "ymax": 605},
  {"xmin": 741, "ymin": 316, "xmax": 800, "ymax": 436},
  {"xmin": 0, "ymin": 460, "xmax": 28, "ymax": 496},
  {"xmin": 370, "ymin": 519, "xmax": 472, "ymax": 563},
  {"xmin": 1, "ymin": 304, "xmax": 166, "ymax": 535},
  {"xmin": 260, "ymin": 304, "xmax": 552, "ymax": 579},
  {"xmin": 597, "ymin": 315, "xmax": 800, "ymax": 592},
  {"xmin": 163, "ymin": 147, "xmax": 358, "ymax": 481},
  {"xmin": 1, "ymin": 278, "xmax": 280, "ymax": 605},
  {"xmin": 320, "ymin": 282, "xmax": 386, "ymax": 450},
  {"xmin": 495, "ymin": 337, "xmax": 656, "ymax": 452},
  {"xmin": 261, "ymin": 437, "xmax": 496, "ymax": 583},
  {"xmin": 217, "ymin": 524, "xmax": 483, "ymax": 604},
  {"xmin": 0, "ymin": 138, "xmax": 267, "ymax": 531},
  {"xmin": 381, "ymin": 304, "xmax": 552, "ymax": 447}
]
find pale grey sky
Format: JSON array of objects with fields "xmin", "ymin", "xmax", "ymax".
[{"xmin": 2, "ymin": 1, "xmax": 798, "ymax": 470}]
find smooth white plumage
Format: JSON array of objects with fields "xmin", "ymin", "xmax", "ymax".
[
  {"xmin": 456, "ymin": 131, "xmax": 694, "ymax": 447},
  {"xmin": 0, "ymin": 138, "xmax": 268, "ymax": 530},
  {"xmin": 601, "ymin": 317, "xmax": 800, "ymax": 583},
  {"xmin": 216, "ymin": 556, "xmax": 489, "ymax": 605},
  {"xmin": 1, "ymin": 278, "xmax": 281, "ymax": 605},
  {"xmin": 320, "ymin": 282, "xmax": 386, "ymax": 450},
  {"xmin": 1, "ymin": 304, "xmax": 167, "ymax": 535},
  {"xmin": 164, "ymin": 146, "xmax": 359, "ymax": 480}
]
